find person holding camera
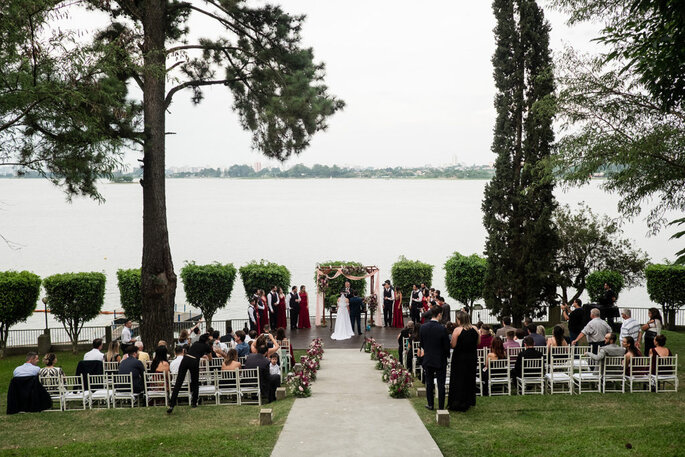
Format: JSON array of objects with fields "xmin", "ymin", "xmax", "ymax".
[{"xmin": 562, "ymin": 298, "xmax": 584, "ymax": 342}]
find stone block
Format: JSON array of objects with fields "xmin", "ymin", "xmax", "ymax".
[
  {"xmin": 260, "ymin": 408, "xmax": 273, "ymax": 426},
  {"xmin": 276, "ymin": 387, "xmax": 287, "ymax": 401},
  {"xmin": 436, "ymin": 410, "xmax": 450, "ymax": 427},
  {"xmin": 416, "ymin": 387, "xmax": 426, "ymax": 398}
]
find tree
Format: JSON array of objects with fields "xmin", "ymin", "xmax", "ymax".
[
  {"xmin": 585, "ymin": 270, "xmax": 624, "ymax": 303},
  {"xmin": 390, "ymin": 257, "xmax": 433, "ymax": 306},
  {"xmin": 239, "ymin": 260, "xmax": 291, "ymax": 298},
  {"xmin": 554, "ymin": 203, "xmax": 649, "ymax": 304},
  {"xmin": 43, "ymin": 272, "xmax": 106, "ymax": 353},
  {"xmin": 180, "ymin": 262, "xmax": 237, "ymax": 328},
  {"xmin": 117, "ymin": 269, "xmax": 142, "ymax": 323},
  {"xmin": 0, "ymin": 271, "xmax": 41, "ymax": 358},
  {"xmin": 645, "ymin": 263, "xmax": 685, "ymax": 330},
  {"xmin": 2, "ymin": 1, "xmax": 343, "ymax": 347},
  {"xmin": 482, "ymin": 0, "xmax": 559, "ymax": 325},
  {"xmin": 443, "ymin": 252, "xmax": 486, "ymax": 316}
]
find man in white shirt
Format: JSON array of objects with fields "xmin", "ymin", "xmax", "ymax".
[
  {"xmin": 83, "ymin": 338, "xmax": 105, "ymax": 361},
  {"xmin": 121, "ymin": 320, "xmax": 136, "ymax": 351},
  {"xmin": 169, "ymin": 346, "xmax": 184, "ymax": 374},
  {"xmin": 619, "ymin": 309, "xmax": 640, "ymax": 342},
  {"xmin": 572, "ymin": 308, "xmax": 612, "ymax": 354},
  {"xmin": 13, "ymin": 352, "xmax": 41, "ymax": 377}
]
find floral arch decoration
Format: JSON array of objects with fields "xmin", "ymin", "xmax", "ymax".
[{"xmin": 314, "ymin": 264, "xmax": 381, "ymax": 326}]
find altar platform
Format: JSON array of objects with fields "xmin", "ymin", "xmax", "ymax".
[{"xmin": 286, "ymin": 324, "xmax": 404, "ymax": 349}]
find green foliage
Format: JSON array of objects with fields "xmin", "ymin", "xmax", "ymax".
[
  {"xmin": 390, "ymin": 257, "xmax": 433, "ymax": 305},
  {"xmin": 116, "ymin": 269, "xmax": 142, "ymax": 323},
  {"xmin": 585, "ymin": 270, "xmax": 624, "ymax": 303},
  {"xmin": 43, "ymin": 272, "xmax": 106, "ymax": 352},
  {"xmin": 316, "ymin": 261, "xmax": 367, "ymax": 309},
  {"xmin": 482, "ymin": 0, "xmax": 559, "ymax": 325},
  {"xmin": 554, "ymin": 203, "xmax": 649, "ymax": 304},
  {"xmin": 444, "ymin": 253, "xmax": 486, "ymax": 310},
  {"xmin": 180, "ymin": 262, "xmax": 237, "ymax": 327},
  {"xmin": 645, "ymin": 263, "xmax": 685, "ymax": 329},
  {"xmin": 239, "ymin": 261, "xmax": 291, "ymax": 299},
  {"xmin": 0, "ymin": 271, "xmax": 41, "ymax": 357}
]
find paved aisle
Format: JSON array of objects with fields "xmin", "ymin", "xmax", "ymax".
[{"xmin": 271, "ymin": 349, "xmax": 442, "ymax": 457}]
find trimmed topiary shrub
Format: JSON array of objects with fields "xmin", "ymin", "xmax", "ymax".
[
  {"xmin": 444, "ymin": 252, "xmax": 486, "ymax": 312},
  {"xmin": 645, "ymin": 264, "xmax": 685, "ymax": 329},
  {"xmin": 391, "ymin": 256, "xmax": 433, "ymax": 305},
  {"xmin": 239, "ymin": 260, "xmax": 291, "ymax": 298},
  {"xmin": 0, "ymin": 271, "xmax": 41, "ymax": 358},
  {"xmin": 316, "ymin": 261, "xmax": 368, "ymax": 309},
  {"xmin": 43, "ymin": 272, "xmax": 106, "ymax": 353},
  {"xmin": 117, "ymin": 268, "xmax": 142, "ymax": 323},
  {"xmin": 180, "ymin": 262, "xmax": 237, "ymax": 328},
  {"xmin": 586, "ymin": 270, "xmax": 624, "ymax": 303}
]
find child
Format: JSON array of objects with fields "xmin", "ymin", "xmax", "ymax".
[{"xmin": 269, "ymin": 353, "xmax": 280, "ymax": 377}]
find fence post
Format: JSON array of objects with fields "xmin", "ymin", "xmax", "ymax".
[
  {"xmin": 37, "ymin": 331, "xmax": 51, "ymax": 354},
  {"xmin": 105, "ymin": 326, "xmax": 112, "ymax": 344},
  {"xmin": 226, "ymin": 320, "xmax": 231, "ymax": 334}
]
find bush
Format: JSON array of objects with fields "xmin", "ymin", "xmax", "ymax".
[
  {"xmin": 43, "ymin": 272, "xmax": 106, "ymax": 353},
  {"xmin": 645, "ymin": 264, "xmax": 685, "ymax": 329},
  {"xmin": 180, "ymin": 262, "xmax": 237, "ymax": 328},
  {"xmin": 316, "ymin": 261, "xmax": 368, "ymax": 309},
  {"xmin": 444, "ymin": 252, "xmax": 486, "ymax": 311},
  {"xmin": 239, "ymin": 260, "xmax": 291, "ymax": 298},
  {"xmin": 391, "ymin": 256, "xmax": 433, "ymax": 305},
  {"xmin": 0, "ymin": 271, "xmax": 41, "ymax": 358},
  {"xmin": 116, "ymin": 268, "xmax": 141, "ymax": 323},
  {"xmin": 586, "ymin": 270, "xmax": 624, "ymax": 303}
]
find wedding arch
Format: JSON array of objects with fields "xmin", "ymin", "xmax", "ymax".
[{"xmin": 315, "ymin": 264, "xmax": 381, "ymax": 326}]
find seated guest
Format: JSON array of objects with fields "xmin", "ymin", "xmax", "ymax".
[
  {"xmin": 135, "ymin": 341, "xmax": 150, "ymax": 364},
  {"xmin": 546, "ymin": 325, "xmax": 568, "ymax": 347},
  {"xmin": 246, "ymin": 330, "xmax": 258, "ymax": 344},
  {"xmin": 251, "ymin": 333, "xmax": 280, "ymax": 357},
  {"xmin": 514, "ymin": 329, "xmax": 527, "ymax": 347},
  {"xmin": 397, "ymin": 321, "xmax": 414, "ymax": 365},
  {"xmin": 169, "ymin": 346, "xmax": 184, "ymax": 375},
  {"xmin": 585, "ymin": 333, "xmax": 625, "ymax": 361},
  {"xmin": 536, "ymin": 325, "xmax": 546, "ymax": 338},
  {"xmin": 477, "ymin": 325, "xmax": 494, "ymax": 349},
  {"xmin": 220, "ymin": 326, "xmax": 234, "ymax": 343},
  {"xmin": 276, "ymin": 327, "xmax": 293, "ymax": 363},
  {"xmin": 212, "ymin": 331, "xmax": 228, "ymax": 357},
  {"xmin": 222, "ymin": 349, "xmax": 242, "ymax": 371},
  {"xmin": 649, "ymin": 334, "xmax": 672, "ymax": 373},
  {"xmin": 177, "ymin": 329, "xmax": 190, "ymax": 347},
  {"xmin": 150, "ymin": 346, "xmax": 170, "ymax": 374},
  {"xmin": 13, "ymin": 352, "xmax": 40, "ymax": 377},
  {"xmin": 105, "ymin": 341, "xmax": 121, "ymax": 363},
  {"xmin": 244, "ymin": 343, "xmax": 281, "ymax": 403},
  {"xmin": 234, "ymin": 331, "xmax": 250, "ymax": 358},
  {"xmin": 527, "ymin": 324, "xmax": 546, "ymax": 347},
  {"xmin": 269, "ymin": 353, "xmax": 281, "ymax": 378},
  {"xmin": 118, "ymin": 346, "xmax": 145, "ymax": 393},
  {"xmin": 623, "ymin": 336, "xmax": 642, "ymax": 361},
  {"xmin": 512, "ymin": 336, "xmax": 544, "ymax": 380},
  {"xmin": 39, "ymin": 353, "xmax": 65, "ymax": 379},
  {"xmin": 496, "ymin": 317, "xmax": 515, "ymax": 338},
  {"xmin": 503, "ymin": 330, "xmax": 520, "ymax": 350},
  {"xmin": 84, "ymin": 338, "xmax": 105, "ymax": 361},
  {"xmin": 483, "ymin": 338, "xmax": 506, "ymax": 395}
]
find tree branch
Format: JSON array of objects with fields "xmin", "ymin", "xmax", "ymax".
[
  {"xmin": 164, "ymin": 78, "xmax": 244, "ymax": 108},
  {"xmin": 166, "ymin": 44, "xmax": 241, "ymax": 54}
]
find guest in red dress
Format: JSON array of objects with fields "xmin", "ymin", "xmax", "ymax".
[
  {"xmin": 298, "ymin": 286, "xmax": 311, "ymax": 329},
  {"xmin": 392, "ymin": 290, "xmax": 404, "ymax": 328},
  {"xmin": 277, "ymin": 287, "xmax": 288, "ymax": 329}
]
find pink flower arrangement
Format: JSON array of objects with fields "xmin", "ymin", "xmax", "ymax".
[{"xmin": 368, "ymin": 340, "xmax": 413, "ymax": 398}]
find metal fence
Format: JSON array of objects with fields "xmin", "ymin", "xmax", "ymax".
[{"xmin": 5, "ymin": 326, "xmax": 107, "ymax": 348}]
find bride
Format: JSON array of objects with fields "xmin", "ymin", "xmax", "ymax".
[{"xmin": 331, "ymin": 290, "xmax": 355, "ymax": 340}]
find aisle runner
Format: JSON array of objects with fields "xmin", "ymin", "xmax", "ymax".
[{"xmin": 271, "ymin": 349, "xmax": 442, "ymax": 457}]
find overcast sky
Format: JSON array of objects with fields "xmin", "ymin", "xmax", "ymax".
[{"xmin": 111, "ymin": 1, "xmax": 603, "ymax": 169}]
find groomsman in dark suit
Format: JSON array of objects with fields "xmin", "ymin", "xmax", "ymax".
[
  {"xmin": 410, "ymin": 284, "xmax": 423, "ymax": 325},
  {"xmin": 288, "ymin": 286, "xmax": 300, "ymax": 330},
  {"xmin": 349, "ymin": 291, "xmax": 363, "ymax": 335},
  {"xmin": 382, "ymin": 280, "xmax": 395, "ymax": 327},
  {"xmin": 267, "ymin": 286, "xmax": 279, "ymax": 329},
  {"xmin": 419, "ymin": 306, "xmax": 450, "ymax": 410}
]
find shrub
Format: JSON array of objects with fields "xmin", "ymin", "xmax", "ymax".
[
  {"xmin": 180, "ymin": 262, "xmax": 237, "ymax": 328},
  {"xmin": 391, "ymin": 256, "xmax": 433, "ymax": 305},
  {"xmin": 117, "ymin": 268, "xmax": 142, "ymax": 323},
  {"xmin": 316, "ymin": 261, "xmax": 367, "ymax": 309},
  {"xmin": 239, "ymin": 260, "xmax": 291, "ymax": 299},
  {"xmin": 444, "ymin": 252, "xmax": 486, "ymax": 312},
  {"xmin": 645, "ymin": 264, "xmax": 685, "ymax": 329},
  {"xmin": 586, "ymin": 270, "xmax": 625, "ymax": 303},
  {"xmin": 0, "ymin": 271, "xmax": 41, "ymax": 358},
  {"xmin": 43, "ymin": 272, "xmax": 106, "ymax": 353}
]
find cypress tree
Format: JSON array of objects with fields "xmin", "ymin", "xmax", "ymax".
[{"xmin": 482, "ymin": 0, "xmax": 558, "ymax": 325}]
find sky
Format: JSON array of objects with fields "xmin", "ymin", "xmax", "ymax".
[{"xmin": 73, "ymin": 1, "xmax": 605, "ymax": 169}]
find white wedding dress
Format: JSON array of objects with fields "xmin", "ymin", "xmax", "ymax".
[{"xmin": 331, "ymin": 294, "xmax": 355, "ymax": 340}]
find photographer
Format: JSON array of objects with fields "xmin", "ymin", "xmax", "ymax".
[{"xmin": 562, "ymin": 298, "xmax": 584, "ymax": 342}]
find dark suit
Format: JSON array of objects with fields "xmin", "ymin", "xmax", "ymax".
[
  {"xmin": 419, "ymin": 319, "xmax": 450, "ymax": 409},
  {"xmin": 118, "ymin": 357, "xmax": 146, "ymax": 393},
  {"xmin": 289, "ymin": 292, "xmax": 299, "ymax": 330},
  {"xmin": 349, "ymin": 296, "xmax": 363, "ymax": 335}
]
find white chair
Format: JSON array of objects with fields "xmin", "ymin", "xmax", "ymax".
[
  {"xmin": 401, "ymin": 337, "xmax": 410, "ymax": 369},
  {"xmin": 238, "ymin": 356, "xmax": 247, "ymax": 366},
  {"xmin": 546, "ymin": 346, "xmax": 573, "ymax": 395},
  {"xmin": 169, "ymin": 372, "xmax": 191, "ymax": 404},
  {"xmin": 651, "ymin": 355, "xmax": 678, "ymax": 393},
  {"xmin": 144, "ymin": 372, "xmax": 168, "ymax": 407},
  {"xmin": 487, "ymin": 359, "xmax": 511, "ymax": 396},
  {"xmin": 572, "ymin": 356, "xmax": 601, "ymax": 394},
  {"xmin": 110, "ymin": 373, "xmax": 136, "ymax": 407},
  {"xmin": 209, "ymin": 358, "xmax": 224, "ymax": 370},
  {"xmin": 506, "ymin": 346, "xmax": 523, "ymax": 371},
  {"xmin": 87, "ymin": 374, "xmax": 112, "ymax": 409},
  {"xmin": 534, "ymin": 346, "xmax": 548, "ymax": 360},
  {"xmin": 39, "ymin": 375, "xmax": 63, "ymax": 411},
  {"xmin": 517, "ymin": 358, "xmax": 545, "ymax": 395},
  {"xmin": 572, "ymin": 346, "xmax": 591, "ymax": 372},
  {"xmin": 103, "ymin": 361, "xmax": 119, "ymax": 374},
  {"xmin": 626, "ymin": 356, "xmax": 652, "ymax": 392},
  {"xmin": 217, "ymin": 370, "xmax": 239, "ymax": 405},
  {"xmin": 198, "ymin": 370, "xmax": 218, "ymax": 404},
  {"xmin": 62, "ymin": 376, "xmax": 88, "ymax": 410},
  {"xmin": 238, "ymin": 368, "xmax": 261, "ymax": 405},
  {"xmin": 475, "ymin": 348, "xmax": 487, "ymax": 396},
  {"xmin": 411, "ymin": 341, "xmax": 422, "ymax": 381},
  {"xmin": 602, "ymin": 356, "xmax": 625, "ymax": 393}
]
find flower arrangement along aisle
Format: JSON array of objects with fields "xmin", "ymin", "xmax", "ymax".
[
  {"xmin": 365, "ymin": 337, "xmax": 412, "ymax": 398},
  {"xmin": 286, "ymin": 338, "xmax": 325, "ymax": 398}
]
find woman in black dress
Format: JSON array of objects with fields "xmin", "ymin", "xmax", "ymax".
[{"xmin": 447, "ymin": 310, "xmax": 480, "ymax": 412}]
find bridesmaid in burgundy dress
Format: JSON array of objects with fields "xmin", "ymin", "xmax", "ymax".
[
  {"xmin": 277, "ymin": 287, "xmax": 288, "ymax": 329},
  {"xmin": 420, "ymin": 288, "xmax": 429, "ymax": 324},
  {"xmin": 298, "ymin": 285, "xmax": 311, "ymax": 329},
  {"xmin": 392, "ymin": 290, "xmax": 404, "ymax": 328},
  {"xmin": 259, "ymin": 290, "xmax": 269, "ymax": 330}
]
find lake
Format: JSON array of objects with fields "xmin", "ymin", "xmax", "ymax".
[{"xmin": 0, "ymin": 178, "xmax": 677, "ymax": 329}]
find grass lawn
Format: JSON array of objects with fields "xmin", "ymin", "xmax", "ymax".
[{"xmin": 409, "ymin": 330, "xmax": 685, "ymax": 457}]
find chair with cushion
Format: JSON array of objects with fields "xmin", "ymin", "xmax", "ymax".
[
  {"xmin": 110, "ymin": 373, "xmax": 136, "ymax": 408},
  {"xmin": 144, "ymin": 372, "xmax": 168, "ymax": 407},
  {"xmin": 487, "ymin": 358, "xmax": 511, "ymax": 396},
  {"xmin": 198, "ymin": 370, "xmax": 218, "ymax": 405},
  {"xmin": 506, "ymin": 346, "xmax": 523, "ymax": 372},
  {"xmin": 87, "ymin": 374, "xmax": 111, "ymax": 409},
  {"xmin": 238, "ymin": 368, "xmax": 261, "ymax": 405},
  {"xmin": 169, "ymin": 373, "xmax": 191, "ymax": 404},
  {"xmin": 572, "ymin": 355, "xmax": 601, "ymax": 394},
  {"xmin": 650, "ymin": 355, "xmax": 678, "ymax": 393},
  {"xmin": 62, "ymin": 376, "xmax": 88, "ymax": 410},
  {"xmin": 217, "ymin": 370, "xmax": 239, "ymax": 405},
  {"xmin": 103, "ymin": 361, "xmax": 119, "ymax": 375},
  {"xmin": 39, "ymin": 375, "xmax": 63, "ymax": 411},
  {"xmin": 545, "ymin": 346, "xmax": 573, "ymax": 395},
  {"xmin": 517, "ymin": 358, "xmax": 545, "ymax": 395},
  {"xmin": 602, "ymin": 356, "xmax": 625, "ymax": 393},
  {"xmin": 626, "ymin": 356, "xmax": 652, "ymax": 393}
]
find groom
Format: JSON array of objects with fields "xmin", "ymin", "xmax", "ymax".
[{"xmin": 348, "ymin": 291, "xmax": 363, "ymax": 335}]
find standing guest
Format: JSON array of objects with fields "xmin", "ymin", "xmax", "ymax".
[
  {"xmin": 547, "ymin": 325, "xmax": 568, "ymax": 347},
  {"xmin": 572, "ymin": 308, "xmax": 612, "ymax": 353},
  {"xmin": 619, "ymin": 309, "xmax": 640, "ymax": 343},
  {"xmin": 392, "ymin": 289, "xmax": 404, "ymax": 328},
  {"xmin": 277, "ymin": 287, "xmax": 288, "ymax": 329},
  {"xmin": 382, "ymin": 280, "xmax": 395, "ymax": 327},
  {"xmin": 447, "ymin": 311, "xmax": 479, "ymax": 412},
  {"xmin": 105, "ymin": 341, "xmax": 121, "ymax": 363},
  {"xmin": 177, "ymin": 329, "xmax": 190, "ymax": 347},
  {"xmin": 513, "ymin": 336, "xmax": 544, "ymax": 381},
  {"xmin": 527, "ymin": 324, "xmax": 546, "ymax": 347},
  {"xmin": 563, "ymin": 299, "xmax": 585, "ymax": 342},
  {"xmin": 437, "ymin": 296, "xmax": 451, "ymax": 325},
  {"xmin": 409, "ymin": 284, "xmax": 423, "ymax": 325},
  {"xmin": 477, "ymin": 325, "xmax": 494, "ymax": 349},
  {"xmin": 189, "ymin": 326, "xmax": 201, "ymax": 344},
  {"xmin": 244, "ymin": 340, "xmax": 281, "ymax": 403},
  {"xmin": 167, "ymin": 334, "xmax": 213, "ymax": 413},
  {"xmin": 169, "ymin": 346, "xmax": 184, "ymax": 374},
  {"xmin": 39, "ymin": 353, "xmax": 65, "ymax": 378},
  {"xmin": 495, "ymin": 317, "xmax": 515, "ymax": 338},
  {"xmin": 503, "ymin": 330, "xmax": 520, "ymax": 350},
  {"xmin": 268, "ymin": 286, "xmax": 279, "ymax": 330},
  {"xmin": 234, "ymin": 330, "xmax": 250, "ymax": 358},
  {"xmin": 419, "ymin": 307, "xmax": 450, "ymax": 411},
  {"xmin": 135, "ymin": 341, "xmax": 150, "ymax": 364},
  {"xmin": 118, "ymin": 346, "xmax": 145, "ymax": 393},
  {"xmin": 638, "ymin": 307, "xmax": 663, "ymax": 355},
  {"xmin": 298, "ymin": 285, "xmax": 311, "ymax": 329},
  {"xmin": 13, "ymin": 352, "xmax": 41, "ymax": 377},
  {"xmin": 150, "ymin": 346, "xmax": 170, "ymax": 374},
  {"xmin": 121, "ymin": 320, "xmax": 136, "ymax": 352},
  {"xmin": 420, "ymin": 288, "xmax": 430, "ymax": 323},
  {"xmin": 84, "ymin": 339, "xmax": 105, "ymax": 361},
  {"xmin": 222, "ymin": 349, "xmax": 242, "ymax": 371},
  {"xmin": 248, "ymin": 298, "xmax": 259, "ymax": 332},
  {"xmin": 288, "ymin": 286, "xmax": 300, "ymax": 330},
  {"xmin": 397, "ymin": 321, "xmax": 413, "ymax": 364}
]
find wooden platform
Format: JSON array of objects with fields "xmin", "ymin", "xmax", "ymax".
[{"xmin": 286, "ymin": 325, "xmax": 403, "ymax": 350}]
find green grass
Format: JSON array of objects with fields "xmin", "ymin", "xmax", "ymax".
[{"xmin": 410, "ymin": 330, "xmax": 685, "ymax": 457}]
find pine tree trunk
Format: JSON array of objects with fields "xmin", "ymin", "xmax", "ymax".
[{"xmin": 140, "ymin": 0, "xmax": 175, "ymax": 348}]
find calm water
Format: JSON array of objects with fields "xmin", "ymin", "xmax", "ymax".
[{"xmin": 0, "ymin": 178, "xmax": 677, "ymax": 329}]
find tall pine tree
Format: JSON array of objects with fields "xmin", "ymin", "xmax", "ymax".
[{"xmin": 482, "ymin": 0, "xmax": 558, "ymax": 325}]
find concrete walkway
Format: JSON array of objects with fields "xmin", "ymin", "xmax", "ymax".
[{"xmin": 271, "ymin": 349, "xmax": 442, "ymax": 457}]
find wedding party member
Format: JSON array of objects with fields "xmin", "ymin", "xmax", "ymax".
[
  {"xmin": 331, "ymin": 290, "xmax": 355, "ymax": 340},
  {"xmin": 397, "ymin": 321, "xmax": 413, "ymax": 364},
  {"xmin": 447, "ymin": 311, "xmax": 479, "ymax": 412},
  {"xmin": 392, "ymin": 289, "xmax": 404, "ymax": 328},
  {"xmin": 268, "ymin": 286, "xmax": 279, "ymax": 330},
  {"xmin": 168, "ymin": 334, "xmax": 213, "ymax": 413},
  {"xmin": 277, "ymin": 287, "xmax": 288, "ymax": 329},
  {"xmin": 638, "ymin": 307, "xmax": 663, "ymax": 355},
  {"xmin": 247, "ymin": 298, "xmax": 259, "ymax": 332},
  {"xmin": 259, "ymin": 290, "xmax": 269, "ymax": 332},
  {"xmin": 349, "ymin": 291, "xmax": 363, "ymax": 335},
  {"xmin": 420, "ymin": 289, "xmax": 429, "ymax": 324},
  {"xmin": 382, "ymin": 280, "xmax": 395, "ymax": 327},
  {"xmin": 298, "ymin": 285, "xmax": 311, "ymax": 329},
  {"xmin": 288, "ymin": 286, "xmax": 300, "ymax": 330},
  {"xmin": 409, "ymin": 284, "xmax": 423, "ymax": 325},
  {"xmin": 420, "ymin": 306, "xmax": 450, "ymax": 411}
]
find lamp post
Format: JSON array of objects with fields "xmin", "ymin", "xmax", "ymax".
[{"xmin": 42, "ymin": 297, "xmax": 49, "ymax": 332}]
